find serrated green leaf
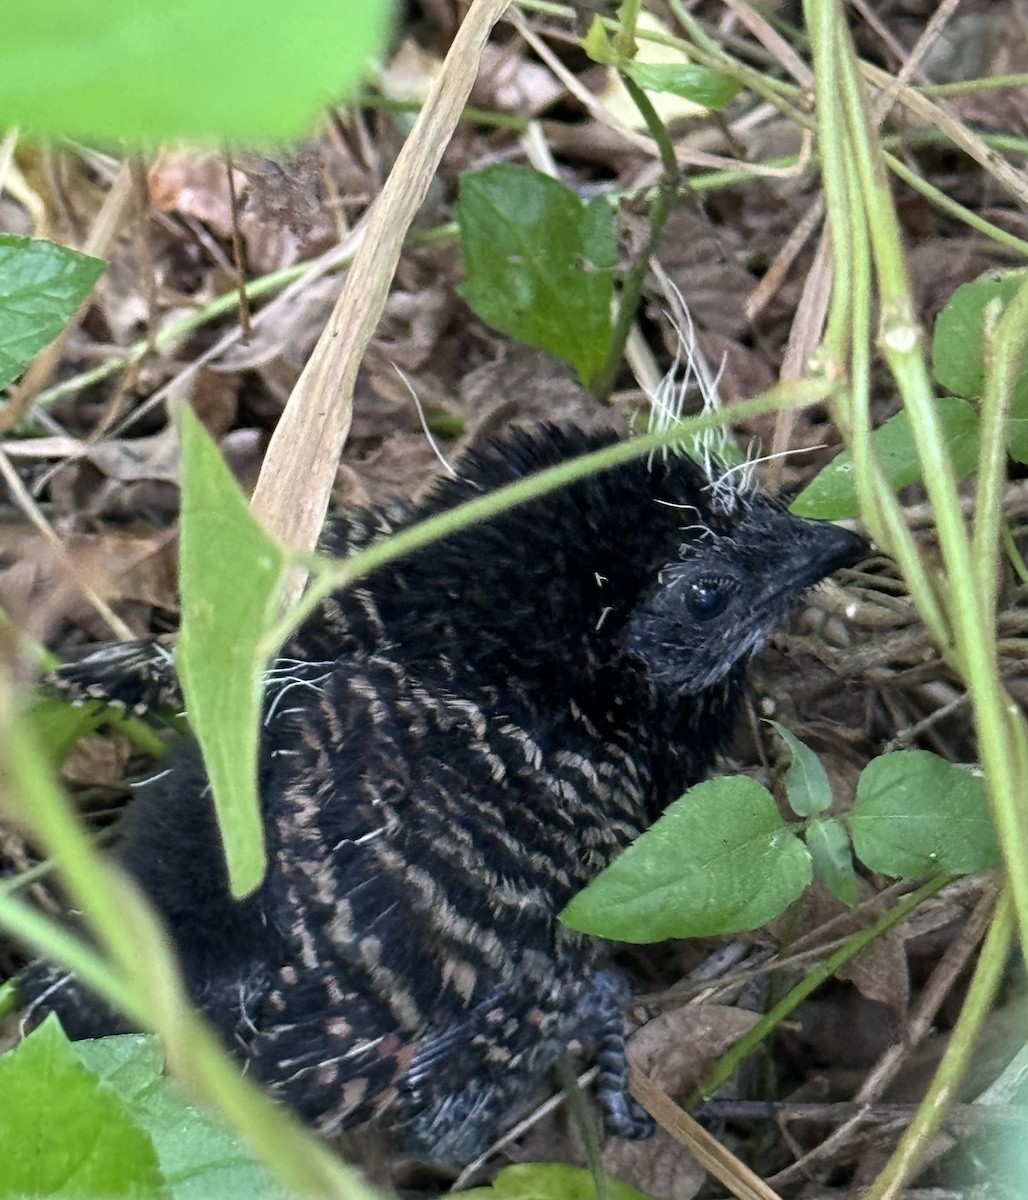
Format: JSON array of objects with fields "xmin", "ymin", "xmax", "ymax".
[
  {"xmin": 622, "ymin": 62, "xmax": 741, "ymax": 109},
  {"xmin": 806, "ymin": 817, "xmax": 859, "ymax": 907},
  {"xmin": 766, "ymin": 721, "xmax": 833, "ymax": 816},
  {"xmin": 0, "ymin": 1017, "xmax": 169, "ymax": 1198},
  {"xmin": 177, "ymin": 407, "xmax": 289, "ymax": 898},
  {"xmin": 457, "ymin": 164, "xmax": 616, "ymax": 386},
  {"xmin": 561, "ymin": 776, "xmax": 812, "ymax": 941},
  {"xmin": 791, "ymin": 395, "xmax": 980, "ymax": 519},
  {"xmin": 850, "ymin": 750, "xmax": 1000, "ymax": 878},
  {"xmin": 0, "ymin": 235, "xmax": 105, "ymax": 392},
  {"xmin": 933, "ymin": 270, "xmax": 1028, "ymax": 399},
  {"xmin": 72, "ymin": 1035, "xmax": 289, "ymax": 1200},
  {"xmin": 460, "ymin": 1162, "xmax": 653, "ymax": 1200},
  {"xmin": 0, "ymin": 0, "xmax": 391, "ymax": 143}
]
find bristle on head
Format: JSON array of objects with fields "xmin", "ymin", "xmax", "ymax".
[{"xmin": 645, "ymin": 275, "xmax": 758, "ymax": 516}]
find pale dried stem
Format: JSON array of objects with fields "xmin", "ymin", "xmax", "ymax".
[{"xmin": 250, "ymin": 0, "xmax": 513, "ymax": 604}]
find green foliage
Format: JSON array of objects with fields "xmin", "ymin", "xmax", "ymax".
[
  {"xmin": 621, "ymin": 62, "xmax": 741, "ymax": 108},
  {"xmin": 792, "ymin": 396, "xmax": 981, "ymax": 519},
  {"xmin": 561, "ymin": 775, "xmax": 813, "ymax": 941},
  {"xmin": 177, "ymin": 406, "xmax": 290, "ymax": 898},
  {"xmin": 0, "ymin": 1017, "xmax": 168, "ymax": 1199},
  {"xmin": 0, "ymin": 0, "xmax": 392, "ymax": 143},
  {"xmin": 794, "ymin": 267, "xmax": 1028, "ymax": 518},
  {"xmin": 456, "ymin": 164, "xmax": 617, "ymax": 387},
  {"xmin": 581, "ymin": 18, "xmax": 740, "ymax": 109},
  {"xmin": 765, "ymin": 720, "xmax": 832, "ymax": 816},
  {"xmin": 461, "ymin": 1162, "xmax": 653, "ymax": 1200},
  {"xmin": 0, "ymin": 235, "xmax": 105, "ymax": 392},
  {"xmin": 564, "ymin": 735, "xmax": 999, "ymax": 942},
  {"xmin": 851, "ymin": 750, "xmax": 1000, "ymax": 877},
  {"xmin": 804, "ymin": 816, "xmax": 859, "ymax": 907},
  {"xmin": 0, "ymin": 1019, "xmax": 288, "ymax": 1200},
  {"xmin": 932, "ymin": 269, "xmax": 1028, "ymax": 464}
]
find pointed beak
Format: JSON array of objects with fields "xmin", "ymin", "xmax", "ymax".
[{"xmin": 794, "ymin": 521, "xmax": 869, "ymax": 589}]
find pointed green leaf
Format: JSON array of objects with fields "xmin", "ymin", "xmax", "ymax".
[
  {"xmin": 0, "ymin": 0, "xmax": 391, "ymax": 143},
  {"xmin": 457, "ymin": 164, "xmax": 616, "ymax": 386},
  {"xmin": 791, "ymin": 395, "xmax": 980, "ymax": 519},
  {"xmin": 766, "ymin": 721, "xmax": 833, "ymax": 816},
  {"xmin": 0, "ymin": 235, "xmax": 105, "ymax": 392},
  {"xmin": 177, "ymin": 406, "xmax": 289, "ymax": 898},
  {"xmin": 805, "ymin": 817, "xmax": 859, "ymax": 907},
  {"xmin": 623, "ymin": 63, "xmax": 741, "ymax": 109},
  {"xmin": 72, "ymin": 1035, "xmax": 289, "ymax": 1200},
  {"xmin": 561, "ymin": 776, "xmax": 811, "ymax": 941},
  {"xmin": 0, "ymin": 1017, "xmax": 168, "ymax": 1198}
]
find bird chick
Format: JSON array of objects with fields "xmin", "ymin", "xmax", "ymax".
[{"xmin": 19, "ymin": 423, "xmax": 866, "ymax": 1165}]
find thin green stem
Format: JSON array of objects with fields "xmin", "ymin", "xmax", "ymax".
[
  {"xmin": 685, "ymin": 877, "xmax": 947, "ymax": 1108},
  {"xmin": 862, "ymin": 889, "xmax": 1013, "ymax": 1200},
  {"xmin": 593, "ymin": 72, "xmax": 679, "ymax": 399},
  {"xmin": 827, "ymin": 4, "xmax": 1028, "ymax": 957},
  {"xmin": 973, "ymin": 275, "xmax": 1028, "ymax": 611},
  {"xmin": 262, "ymin": 379, "xmax": 837, "ymax": 656}
]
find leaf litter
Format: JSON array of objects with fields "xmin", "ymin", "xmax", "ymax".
[{"xmin": 1, "ymin": 1, "xmax": 1027, "ymax": 1196}]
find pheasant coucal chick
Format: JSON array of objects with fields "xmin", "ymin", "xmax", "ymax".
[{"xmin": 19, "ymin": 423, "xmax": 866, "ymax": 1164}]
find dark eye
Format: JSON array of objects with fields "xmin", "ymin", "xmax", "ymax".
[{"xmin": 684, "ymin": 579, "xmax": 729, "ymax": 620}]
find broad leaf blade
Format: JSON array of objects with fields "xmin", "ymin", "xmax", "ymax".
[
  {"xmin": 932, "ymin": 270, "xmax": 1028, "ymax": 399},
  {"xmin": 0, "ymin": 1017, "xmax": 168, "ymax": 1198},
  {"xmin": 0, "ymin": 0, "xmax": 391, "ymax": 143},
  {"xmin": 457, "ymin": 164, "xmax": 616, "ymax": 386},
  {"xmin": 850, "ymin": 750, "xmax": 1000, "ymax": 878},
  {"xmin": 177, "ymin": 407, "xmax": 289, "ymax": 898},
  {"xmin": 562, "ymin": 776, "xmax": 811, "ymax": 941},
  {"xmin": 0, "ymin": 235, "xmax": 105, "ymax": 391},
  {"xmin": 73, "ymin": 1035, "xmax": 289, "ymax": 1200},
  {"xmin": 792, "ymin": 395, "xmax": 980, "ymax": 519}
]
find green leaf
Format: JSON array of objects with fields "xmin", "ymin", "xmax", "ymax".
[
  {"xmin": 622, "ymin": 62, "xmax": 741, "ymax": 110},
  {"xmin": 0, "ymin": 1017, "xmax": 169, "ymax": 1198},
  {"xmin": 72, "ymin": 1035, "xmax": 290, "ymax": 1200},
  {"xmin": 177, "ymin": 406, "xmax": 289, "ymax": 898},
  {"xmin": 850, "ymin": 750, "xmax": 1001, "ymax": 878},
  {"xmin": 805, "ymin": 817, "xmax": 859, "ymax": 907},
  {"xmin": 766, "ymin": 721, "xmax": 833, "ymax": 816},
  {"xmin": 581, "ymin": 15, "xmax": 620, "ymax": 65},
  {"xmin": 0, "ymin": 0, "xmax": 391, "ymax": 143},
  {"xmin": 460, "ymin": 1162, "xmax": 653, "ymax": 1200},
  {"xmin": 29, "ymin": 695, "xmax": 108, "ymax": 762},
  {"xmin": 0, "ymin": 235, "xmax": 105, "ymax": 392},
  {"xmin": 457, "ymin": 164, "xmax": 616, "ymax": 387},
  {"xmin": 932, "ymin": 270, "xmax": 1028, "ymax": 399},
  {"xmin": 791, "ymin": 395, "xmax": 980, "ymax": 519},
  {"xmin": 561, "ymin": 776, "xmax": 812, "ymax": 941}
]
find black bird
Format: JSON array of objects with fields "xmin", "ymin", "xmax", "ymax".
[{"xmin": 18, "ymin": 423, "xmax": 866, "ymax": 1165}]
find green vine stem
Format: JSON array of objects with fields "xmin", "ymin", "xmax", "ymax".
[
  {"xmin": 0, "ymin": 697, "xmax": 386, "ymax": 1200},
  {"xmin": 822, "ymin": 0, "xmax": 1028, "ymax": 960},
  {"xmin": 593, "ymin": 71, "xmax": 679, "ymax": 399},
  {"xmin": 973, "ymin": 274, "xmax": 1028, "ymax": 610},
  {"xmin": 684, "ymin": 877, "xmax": 948, "ymax": 1109},
  {"xmin": 862, "ymin": 888, "xmax": 1013, "ymax": 1200}
]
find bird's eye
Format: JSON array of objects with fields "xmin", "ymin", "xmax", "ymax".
[{"xmin": 684, "ymin": 579, "xmax": 729, "ymax": 620}]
